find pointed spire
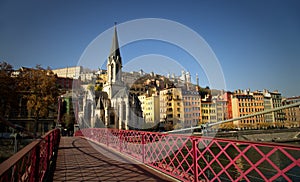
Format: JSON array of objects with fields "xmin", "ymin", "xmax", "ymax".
[{"xmin": 109, "ymin": 22, "xmax": 121, "ymax": 59}]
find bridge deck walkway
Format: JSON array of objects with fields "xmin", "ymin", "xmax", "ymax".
[{"xmin": 53, "ymin": 137, "xmax": 175, "ymax": 182}]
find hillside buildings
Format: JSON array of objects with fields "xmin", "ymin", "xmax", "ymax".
[
  {"xmin": 52, "ymin": 66, "xmax": 82, "ymax": 79},
  {"xmin": 282, "ymin": 96, "xmax": 300, "ymax": 127},
  {"xmin": 5, "ymin": 25, "xmax": 298, "ymax": 134},
  {"xmin": 72, "ymin": 24, "xmax": 299, "ymax": 132},
  {"xmin": 231, "ymin": 89, "xmax": 285, "ymax": 129}
]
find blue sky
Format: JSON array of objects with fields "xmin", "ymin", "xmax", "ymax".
[{"xmin": 0, "ymin": 0, "xmax": 299, "ymax": 97}]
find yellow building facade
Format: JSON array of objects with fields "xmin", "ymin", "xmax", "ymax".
[
  {"xmin": 201, "ymin": 100, "xmax": 213, "ymax": 124},
  {"xmin": 159, "ymin": 88, "xmax": 184, "ymax": 129},
  {"xmin": 138, "ymin": 94, "xmax": 160, "ymax": 124},
  {"xmin": 232, "ymin": 90, "xmax": 256, "ymax": 129}
]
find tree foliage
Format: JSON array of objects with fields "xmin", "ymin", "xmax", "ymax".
[
  {"xmin": 17, "ymin": 65, "xmax": 59, "ymax": 131},
  {"xmin": 164, "ymin": 122, "xmax": 174, "ymax": 131},
  {"xmin": 62, "ymin": 112, "xmax": 75, "ymax": 128},
  {"xmin": 0, "ymin": 61, "xmax": 17, "ymax": 117},
  {"xmin": 174, "ymin": 121, "xmax": 184, "ymax": 130},
  {"xmin": 197, "ymin": 86, "xmax": 211, "ymax": 98},
  {"xmin": 220, "ymin": 122, "xmax": 235, "ymax": 130},
  {"xmin": 95, "ymin": 85, "xmax": 103, "ymax": 91},
  {"xmin": 87, "ymin": 84, "xmax": 95, "ymax": 91}
]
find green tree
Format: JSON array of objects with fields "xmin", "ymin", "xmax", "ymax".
[
  {"xmin": 95, "ymin": 85, "xmax": 103, "ymax": 91},
  {"xmin": 17, "ymin": 65, "xmax": 59, "ymax": 133},
  {"xmin": 174, "ymin": 121, "xmax": 184, "ymax": 130},
  {"xmin": 62, "ymin": 112, "xmax": 75, "ymax": 130},
  {"xmin": 0, "ymin": 61, "xmax": 17, "ymax": 117},
  {"xmin": 87, "ymin": 84, "xmax": 95, "ymax": 91},
  {"xmin": 164, "ymin": 122, "xmax": 174, "ymax": 131}
]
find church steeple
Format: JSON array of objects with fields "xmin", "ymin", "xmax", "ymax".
[
  {"xmin": 109, "ymin": 22, "xmax": 121, "ymax": 61},
  {"xmin": 107, "ymin": 22, "xmax": 122, "ymax": 84},
  {"xmin": 103, "ymin": 23, "xmax": 124, "ymax": 100}
]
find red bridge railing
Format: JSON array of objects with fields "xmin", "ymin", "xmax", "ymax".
[
  {"xmin": 76, "ymin": 128, "xmax": 300, "ymax": 182},
  {"xmin": 0, "ymin": 129, "xmax": 60, "ymax": 182}
]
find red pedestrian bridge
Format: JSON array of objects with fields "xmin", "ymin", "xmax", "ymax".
[{"xmin": 1, "ymin": 128, "xmax": 300, "ymax": 181}]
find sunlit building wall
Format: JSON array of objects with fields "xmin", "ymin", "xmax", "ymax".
[
  {"xmin": 52, "ymin": 66, "xmax": 82, "ymax": 79},
  {"xmin": 232, "ymin": 89, "xmax": 256, "ymax": 129},
  {"xmin": 182, "ymin": 90, "xmax": 201, "ymax": 128},
  {"xmin": 138, "ymin": 94, "xmax": 160, "ymax": 123},
  {"xmin": 282, "ymin": 96, "xmax": 300, "ymax": 128},
  {"xmin": 263, "ymin": 90, "xmax": 285, "ymax": 128},
  {"xmin": 159, "ymin": 88, "xmax": 184, "ymax": 128}
]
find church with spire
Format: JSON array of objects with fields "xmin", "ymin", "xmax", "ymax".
[
  {"xmin": 102, "ymin": 23, "xmax": 123, "ymax": 99},
  {"xmin": 80, "ymin": 24, "xmax": 143, "ymax": 130}
]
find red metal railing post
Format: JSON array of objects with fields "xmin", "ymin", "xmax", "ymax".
[
  {"xmin": 119, "ymin": 130, "xmax": 122, "ymax": 152},
  {"xmin": 71, "ymin": 128, "xmax": 300, "ymax": 181},
  {"xmin": 142, "ymin": 133, "xmax": 145, "ymax": 163},
  {"xmin": 34, "ymin": 143, "xmax": 40, "ymax": 182},
  {"xmin": 46, "ymin": 135, "xmax": 50, "ymax": 172},
  {"xmin": 192, "ymin": 138, "xmax": 199, "ymax": 182},
  {"xmin": 0, "ymin": 129, "xmax": 60, "ymax": 182},
  {"xmin": 106, "ymin": 129, "xmax": 109, "ymax": 147}
]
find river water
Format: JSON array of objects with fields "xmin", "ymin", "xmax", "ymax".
[{"xmin": 198, "ymin": 144, "xmax": 300, "ymax": 181}]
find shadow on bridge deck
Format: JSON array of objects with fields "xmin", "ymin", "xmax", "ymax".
[{"xmin": 52, "ymin": 137, "xmax": 175, "ymax": 182}]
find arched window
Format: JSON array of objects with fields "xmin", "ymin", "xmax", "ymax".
[
  {"xmin": 110, "ymin": 113, "xmax": 115, "ymax": 125},
  {"xmin": 111, "ymin": 64, "xmax": 114, "ymax": 80},
  {"xmin": 116, "ymin": 63, "xmax": 119, "ymax": 78}
]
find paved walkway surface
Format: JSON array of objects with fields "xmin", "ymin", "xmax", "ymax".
[{"xmin": 53, "ymin": 137, "xmax": 175, "ymax": 182}]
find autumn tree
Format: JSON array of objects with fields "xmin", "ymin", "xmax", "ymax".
[
  {"xmin": 17, "ymin": 65, "xmax": 59, "ymax": 133},
  {"xmin": 174, "ymin": 121, "xmax": 184, "ymax": 130},
  {"xmin": 220, "ymin": 122, "xmax": 235, "ymax": 130},
  {"xmin": 0, "ymin": 61, "xmax": 17, "ymax": 117},
  {"xmin": 164, "ymin": 122, "xmax": 174, "ymax": 131}
]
